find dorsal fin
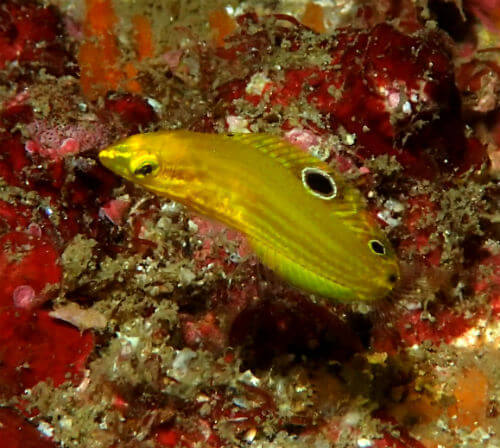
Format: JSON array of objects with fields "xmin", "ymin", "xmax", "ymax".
[
  {"xmin": 225, "ymin": 133, "xmax": 322, "ymax": 168},
  {"xmin": 225, "ymin": 132, "xmax": 367, "ymax": 220}
]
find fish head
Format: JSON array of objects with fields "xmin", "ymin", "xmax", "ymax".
[
  {"xmin": 98, "ymin": 132, "xmax": 184, "ymax": 189},
  {"xmin": 100, "ymin": 134, "xmax": 157, "ymax": 180}
]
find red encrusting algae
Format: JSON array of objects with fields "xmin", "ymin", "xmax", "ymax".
[
  {"xmin": 0, "ymin": 1, "xmax": 73, "ymax": 76},
  {"xmin": 0, "ymin": 407, "xmax": 56, "ymax": 448},
  {"xmin": 0, "ymin": 0, "xmax": 498, "ymax": 447},
  {"xmin": 0, "ymin": 231, "xmax": 61, "ymax": 308},
  {"xmin": 216, "ymin": 20, "xmax": 487, "ymax": 179},
  {"xmin": 0, "ymin": 309, "xmax": 94, "ymax": 396}
]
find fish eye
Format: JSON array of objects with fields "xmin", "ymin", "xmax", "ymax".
[
  {"xmin": 369, "ymin": 239, "xmax": 386, "ymax": 256},
  {"xmin": 135, "ymin": 163, "xmax": 154, "ymax": 176},
  {"xmin": 301, "ymin": 167, "xmax": 337, "ymax": 200},
  {"xmin": 130, "ymin": 155, "xmax": 159, "ymax": 178}
]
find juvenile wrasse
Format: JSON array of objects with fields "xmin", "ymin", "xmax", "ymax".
[{"xmin": 99, "ymin": 131, "xmax": 399, "ymax": 302}]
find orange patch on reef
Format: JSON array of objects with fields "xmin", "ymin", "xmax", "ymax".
[
  {"xmin": 209, "ymin": 9, "xmax": 237, "ymax": 47},
  {"xmin": 79, "ymin": 0, "xmax": 122, "ymax": 98},
  {"xmin": 448, "ymin": 367, "xmax": 489, "ymax": 429},
  {"xmin": 123, "ymin": 62, "xmax": 142, "ymax": 93},
  {"xmin": 301, "ymin": 2, "xmax": 326, "ymax": 33},
  {"xmin": 418, "ymin": 440, "xmax": 441, "ymax": 448},
  {"xmin": 389, "ymin": 390, "xmax": 444, "ymax": 426},
  {"xmin": 84, "ymin": 0, "xmax": 117, "ymax": 36},
  {"xmin": 132, "ymin": 15, "xmax": 154, "ymax": 60},
  {"xmin": 79, "ymin": 40, "xmax": 123, "ymax": 98},
  {"xmin": 79, "ymin": 0, "xmax": 153, "ymax": 98}
]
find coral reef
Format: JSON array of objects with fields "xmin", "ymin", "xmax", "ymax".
[{"xmin": 0, "ymin": 0, "xmax": 499, "ymax": 447}]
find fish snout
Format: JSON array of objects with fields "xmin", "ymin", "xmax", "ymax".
[{"xmin": 98, "ymin": 145, "xmax": 133, "ymax": 177}]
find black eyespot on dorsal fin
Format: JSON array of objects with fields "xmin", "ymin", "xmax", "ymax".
[
  {"xmin": 301, "ymin": 167, "xmax": 337, "ymax": 200},
  {"xmin": 369, "ymin": 239, "xmax": 386, "ymax": 255}
]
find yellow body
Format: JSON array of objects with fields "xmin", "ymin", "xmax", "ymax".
[{"xmin": 99, "ymin": 131, "xmax": 399, "ymax": 302}]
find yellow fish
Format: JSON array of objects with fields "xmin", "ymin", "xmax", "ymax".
[{"xmin": 99, "ymin": 131, "xmax": 399, "ymax": 302}]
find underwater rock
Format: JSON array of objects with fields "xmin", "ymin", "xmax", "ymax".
[
  {"xmin": 216, "ymin": 20, "xmax": 488, "ymax": 178},
  {"xmin": 0, "ymin": 0, "xmax": 498, "ymax": 446}
]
